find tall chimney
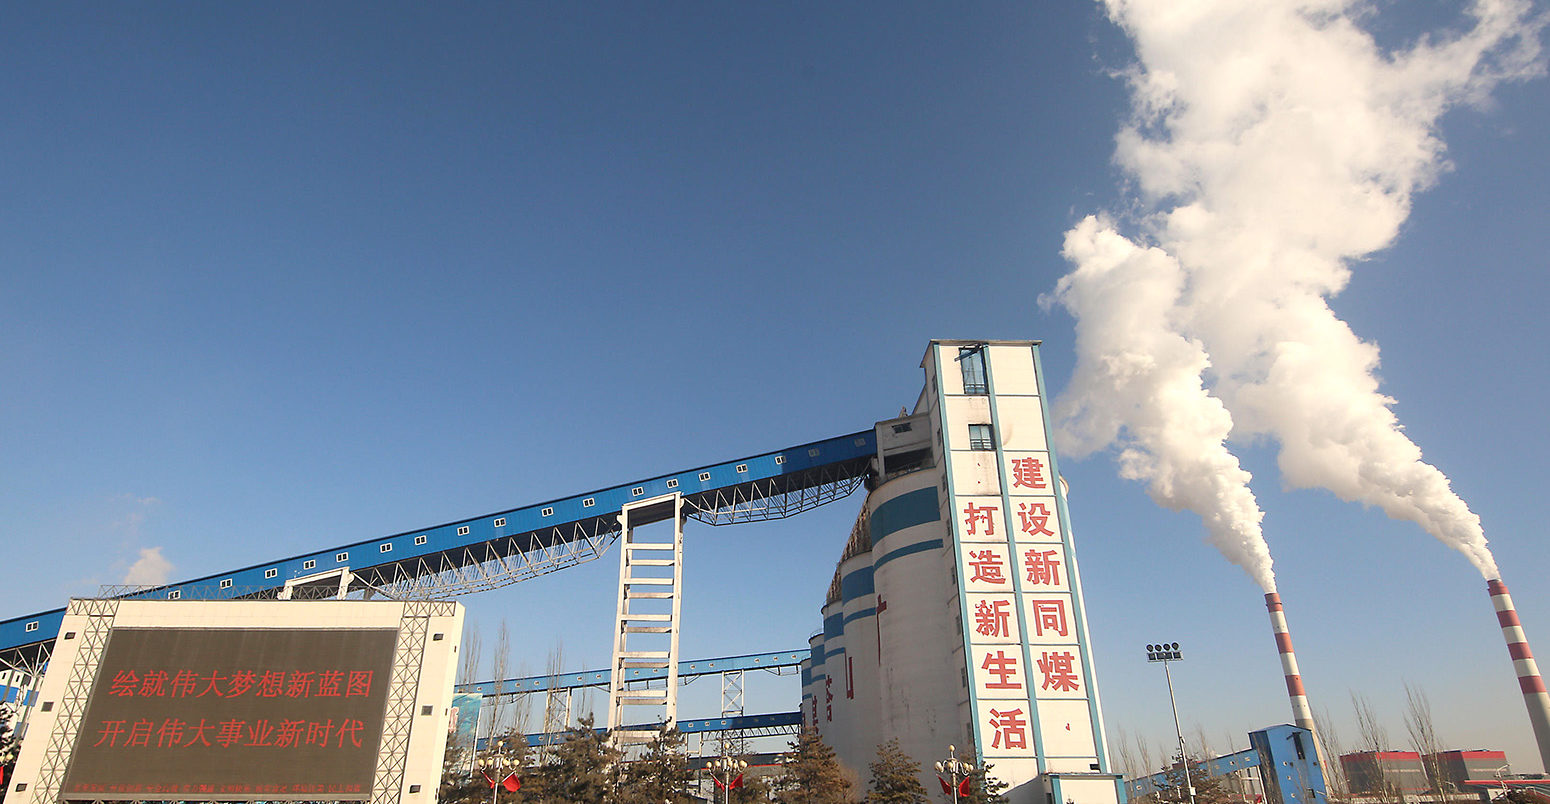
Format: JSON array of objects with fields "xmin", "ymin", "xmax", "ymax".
[
  {"xmin": 1488, "ymin": 579, "xmax": 1550, "ymax": 773},
  {"xmin": 1265, "ymin": 593, "xmax": 1316, "ymax": 729}
]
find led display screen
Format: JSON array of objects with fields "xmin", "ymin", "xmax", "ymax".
[{"xmin": 61, "ymin": 627, "xmax": 397, "ymax": 801}]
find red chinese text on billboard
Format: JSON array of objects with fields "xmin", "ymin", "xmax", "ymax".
[
  {"xmin": 979, "ymin": 650, "xmax": 1022, "ymax": 691},
  {"xmin": 1037, "ymin": 650, "xmax": 1081, "ymax": 692},
  {"xmin": 1015, "ymin": 502, "xmax": 1055, "ymax": 537},
  {"xmin": 1010, "ymin": 457, "xmax": 1048, "ymax": 490},
  {"xmin": 988, "ymin": 707, "xmax": 1028, "ymax": 750},
  {"xmin": 90, "ymin": 717, "xmax": 369, "ymax": 750},
  {"xmin": 974, "ymin": 599, "xmax": 1012, "ymax": 638},
  {"xmin": 107, "ymin": 669, "xmax": 374, "ymax": 699},
  {"xmin": 1023, "ymin": 549, "xmax": 1061, "ymax": 586},
  {"xmin": 968, "ymin": 550, "xmax": 1007, "ymax": 585},
  {"xmin": 962, "ymin": 502, "xmax": 998, "ymax": 536},
  {"xmin": 1029, "ymin": 598, "xmax": 1069, "ymax": 637}
]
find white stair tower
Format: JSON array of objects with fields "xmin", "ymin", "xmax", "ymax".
[{"xmin": 607, "ymin": 493, "xmax": 684, "ymax": 746}]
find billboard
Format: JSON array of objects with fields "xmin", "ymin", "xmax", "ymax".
[{"xmin": 61, "ymin": 627, "xmax": 397, "ymax": 801}]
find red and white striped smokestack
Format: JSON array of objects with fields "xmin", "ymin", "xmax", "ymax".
[
  {"xmin": 1488, "ymin": 579, "xmax": 1550, "ymax": 773},
  {"xmin": 1265, "ymin": 593, "xmax": 1316, "ymax": 731}
]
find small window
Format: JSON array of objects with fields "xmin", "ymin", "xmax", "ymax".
[
  {"xmin": 219, "ymin": 579, "xmax": 233, "ymax": 589},
  {"xmin": 541, "ymin": 507, "xmax": 554, "ymax": 517},
  {"xmin": 14, "ymin": 784, "xmax": 26, "ymax": 792},
  {"xmin": 337, "ymin": 552, "xmax": 349, "ymax": 562},
  {"xmin": 968, "ymin": 424, "xmax": 995, "ymax": 451},
  {"xmin": 169, "ymin": 590, "xmax": 181, "ymax": 600},
  {"xmin": 698, "ymin": 472, "xmax": 711, "ymax": 482},
  {"xmin": 854, "ymin": 437, "xmax": 866, "ymax": 446},
  {"xmin": 409, "ymin": 785, "xmax": 421, "ymax": 794},
  {"xmin": 808, "ymin": 448, "xmax": 820, "ymax": 457},
  {"xmin": 414, "ymin": 534, "xmax": 427, "ymax": 546},
  {"xmin": 303, "ymin": 560, "xmax": 316, "ymax": 570},
  {"xmin": 631, "ymin": 487, "xmax": 644, "ymax": 497},
  {"xmin": 421, "ymin": 705, "xmax": 433, "ymax": 716},
  {"xmin": 892, "ymin": 422, "xmax": 913, "ymax": 434},
  {"xmin": 457, "ymin": 526, "xmax": 470, "ymax": 536},
  {"xmin": 380, "ymin": 543, "xmax": 393, "ymax": 553},
  {"xmin": 24, "ymin": 621, "xmax": 38, "ymax": 632},
  {"xmin": 666, "ymin": 479, "xmax": 678, "ymax": 489},
  {"xmin": 264, "ymin": 568, "xmax": 278, "ymax": 579},
  {"xmin": 583, "ymin": 498, "xmax": 595, "ymax": 507},
  {"xmin": 735, "ymin": 464, "xmax": 748, "ymax": 473},
  {"xmin": 960, "ymin": 346, "xmax": 988, "ymax": 394},
  {"xmin": 433, "ymin": 633, "xmax": 444, "ymax": 641},
  {"xmin": 493, "ymin": 518, "xmax": 506, "ymax": 528},
  {"xmin": 64, "ymin": 631, "xmax": 76, "ymax": 640},
  {"xmin": 774, "ymin": 455, "xmax": 785, "ymax": 465},
  {"xmin": 39, "ymin": 702, "xmax": 51, "ymax": 713}
]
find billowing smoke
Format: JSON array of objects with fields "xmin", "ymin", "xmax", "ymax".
[
  {"xmin": 1049, "ymin": 0, "xmax": 1544, "ymax": 582},
  {"xmin": 1052, "ymin": 216, "xmax": 1277, "ymax": 590}
]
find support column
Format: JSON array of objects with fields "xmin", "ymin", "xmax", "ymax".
[{"xmin": 607, "ymin": 493, "xmax": 685, "ymax": 747}]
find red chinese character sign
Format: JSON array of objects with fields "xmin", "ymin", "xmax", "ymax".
[{"xmin": 63, "ymin": 628, "xmax": 397, "ymax": 801}]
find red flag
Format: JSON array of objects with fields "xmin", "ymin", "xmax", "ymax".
[
  {"xmin": 939, "ymin": 775, "xmax": 952, "ymax": 795},
  {"xmin": 480, "ymin": 771, "xmax": 496, "ymax": 788},
  {"xmin": 958, "ymin": 776, "xmax": 973, "ymax": 797},
  {"xmin": 501, "ymin": 772, "xmax": 521, "ymax": 792},
  {"xmin": 731, "ymin": 773, "xmax": 744, "ymax": 789},
  {"xmin": 713, "ymin": 777, "xmax": 727, "ymax": 790}
]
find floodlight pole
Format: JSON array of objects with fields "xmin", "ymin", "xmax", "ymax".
[{"xmin": 1147, "ymin": 643, "xmax": 1195, "ymax": 804}]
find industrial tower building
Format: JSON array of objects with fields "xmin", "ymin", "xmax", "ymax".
[{"xmin": 801, "ymin": 340, "xmax": 1123, "ymax": 804}]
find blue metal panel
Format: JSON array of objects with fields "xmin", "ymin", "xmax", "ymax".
[
  {"xmin": 455, "ymin": 650, "xmax": 809, "ymax": 696},
  {"xmin": 1252, "ymin": 724, "xmax": 1327, "ymax": 804},
  {"xmin": 1, "ymin": 430, "xmax": 878, "ymax": 655}
]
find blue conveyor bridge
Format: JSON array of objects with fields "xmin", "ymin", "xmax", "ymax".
[{"xmin": 0, "ymin": 430, "xmax": 876, "ymax": 680}]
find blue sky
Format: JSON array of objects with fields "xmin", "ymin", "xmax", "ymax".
[{"xmin": 3, "ymin": 1, "xmax": 1548, "ymax": 774}]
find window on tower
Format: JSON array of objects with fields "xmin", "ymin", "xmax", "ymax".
[{"xmin": 959, "ymin": 346, "xmax": 988, "ymax": 394}]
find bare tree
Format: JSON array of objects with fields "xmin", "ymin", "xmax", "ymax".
[
  {"xmin": 1314, "ymin": 704, "xmax": 1349, "ymax": 801},
  {"xmin": 1113, "ymin": 726, "xmax": 1141, "ymax": 779},
  {"xmin": 1352, "ymin": 692, "xmax": 1395, "ymax": 802},
  {"xmin": 1404, "ymin": 684, "xmax": 1443, "ymax": 795},
  {"xmin": 1135, "ymin": 732, "xmax": 1157, "ymax": 776},
  {"xmin": 460, "ymin": 618, "xmax": 482, "ymax": 685},
  {"xmin": 489, "ymin": 620, "xmax": 511, "ymax": 744},
  {"xmin": 1193, "ymin": 724, "xmax": 1214, "ymax": 762}
]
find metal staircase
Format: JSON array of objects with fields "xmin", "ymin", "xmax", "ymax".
[{"xmin": 606, "ymin": 493, "xmax": 685, "ymax": 745}]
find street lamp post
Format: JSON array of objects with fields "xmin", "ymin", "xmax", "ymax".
[
  {"xmin": 709, "ymin": 755, "xmax": 748, "ymax": 804},
  {"xmin": 1147, "ymin": 642, "xmax": 1196, "ymax": 804},
  {"xmin": 935, "ymin": 745, "xmax": 975, "ymax": 804},
  {"xmin": 478, "ymin": 739, "xmax": 514, "ymax": 804}
]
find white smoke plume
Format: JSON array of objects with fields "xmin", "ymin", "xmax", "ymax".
[
  {"xmin": 1050, "ymin": 0, "xmax": 1544, "ymax": 582},
  {"xmin": 1052, "ymin": 216, "xmax": 1277, "ymax": 590}
]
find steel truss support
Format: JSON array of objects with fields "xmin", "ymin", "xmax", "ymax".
[
  {"xmin": 717, "ymin": 669, "xmax": 747, "ymax": 756},
  {"xmin": 607, "ymin": 493, "xmax": 684, "ymax": 746},
  {"xmin": 540, "ymin": 687, "xmax": 572, "ymax": 762},
  {"xmin": 356, "ymin": 519, "xmax": 621, "ymax": 599},
  {"xmin": 685, "ymin": 464, "xmax": 866, "ymax": 525}
]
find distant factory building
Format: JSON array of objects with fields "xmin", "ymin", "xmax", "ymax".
[{"xmin": 1341, "ymin": 749, "xmax": 1508, "ymax": 795}]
